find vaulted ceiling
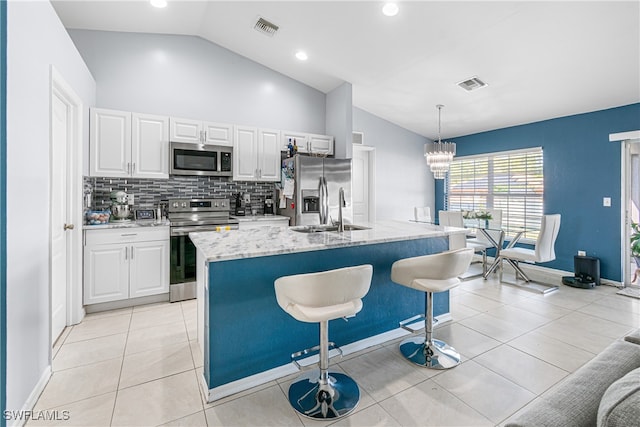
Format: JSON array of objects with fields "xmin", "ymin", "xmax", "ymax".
[{"xmin": 51, "ymin": 1, "xmax": 640, "ymax": 139}]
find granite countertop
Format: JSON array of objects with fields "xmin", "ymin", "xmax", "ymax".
[
  {"xmin": 83, "ymin": 220, "xmax": 171, "ymax": 230},
  {"xmin": 231, "ymin": 215, "xmax": 290, "ymax": 222},
  {"xmin": 189, "ymin": 220, "xmax": 467, "ymax": 262}
]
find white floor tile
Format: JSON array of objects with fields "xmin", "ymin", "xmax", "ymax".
[
  {"xmin": 27, "ymin": 392, "xmax": 116, "ymax": 427},
  {"xmin": 125, "ymin": 320, "xmax": 189, "ymax": 355},
  {"xmin": 112, "ymin": 370, "xmax": 203, "ymax": 426},
  {"xmin": 53, "ymin": 333, "xmax": 126, "ymax": 372},
  {"xmin": 34, "ymin": 358, "xmax": 122, "ymax": 410},
  {"xmin": 129, "ymin": 303, "xmax": 184, "ymax": 331},
  {"xmin": 65, "ymin": 314, "xmax": 130, "ymax": 344},
  {"xmin": 508, "ymin": 330, "xmax": 596, "ymax": 372},
  {"xmin": 432, "ymin": 360, "xmax": 536, "ymax": 424},
  {"xmin": 158, "ymin": 410, "xmax": 208, "ymax": 427},
  {"xmin": 434, "ymin": 323, "xmax": 501, "ymax": 359},
  {"xmin": 119, "ymin": 341, "xmax": 194, "ymax": 389},
  {"xmin": 379, "ymin": 379, "xmax": 493, "ymax": 426}
]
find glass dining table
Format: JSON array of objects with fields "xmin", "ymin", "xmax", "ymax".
[{"xmin": 411, "ymin": 218, "xmax": 525, "ymax": 279}]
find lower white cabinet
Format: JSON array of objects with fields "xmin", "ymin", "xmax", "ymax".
[{"xmin": 84, "ymin": 227, "xmax": 169, "ymax": 305}]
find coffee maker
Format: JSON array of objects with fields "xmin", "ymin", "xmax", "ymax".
[
  {"xmin": 264, "ymin": 198, "xmax": 274, "ymax": 215},
  {"xmin": 234, "ymin": 193, "xmax": 247, "ymax": 216}
]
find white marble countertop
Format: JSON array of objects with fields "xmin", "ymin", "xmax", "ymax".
[
  {"xmin": 231, "ymin": 215, "xmax": 290, "ymax": 222},
  {"xmin": 83, "ymin": 220, "xmax": 171, "ymax": 230},
  {"xmin": 190, "ymin": 220, "xmax": 467, "ymax": 262}
]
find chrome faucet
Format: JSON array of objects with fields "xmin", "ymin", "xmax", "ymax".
[{"xmin": 338, "ymin": 187, "xmax": 345, "ymax": 233}]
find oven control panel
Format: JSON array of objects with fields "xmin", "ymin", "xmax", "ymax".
[{"xmin": 168, "ymin": 198, "xmax": 230, "ymax": 213}]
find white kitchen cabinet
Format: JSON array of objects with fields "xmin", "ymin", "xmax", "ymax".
[
  {"xmin": 280, "ymin": 131, "xmax": 334, "ymax": 156},
  {"xmin": 90, "ymin": 108, "xmax": 169, "ymax": 179},
  {"xmin": 84, "ymin": 227, "xmax": 169, "ymax": 305},
  {"xmin": 233, "ymin": 126, "xmax": 281, "ymax": 182},
  {"xmin": 308, "ymin": 134, "xmax": 334, "ymax": 155},
  {"xmin": 170, "ymin": 117, "xmax": 233, "ymax": 147},
  {"xmin": 90, "ymin": 108, "xmax": 131, "ymax": 178}
]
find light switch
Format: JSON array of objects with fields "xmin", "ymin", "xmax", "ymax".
[{"xmin": 603, "ymin": 197, "xmax": 611, "ymax": 207}]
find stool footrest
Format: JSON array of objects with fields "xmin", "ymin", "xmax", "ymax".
[
  {"xmin": 291, "ymin": 342, "xmax": 343, "ymax": 370},
  {"xmin": 399, "ymin": 314, "xmax": 429, "ymax": 332}
]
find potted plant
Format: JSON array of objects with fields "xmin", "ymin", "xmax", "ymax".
[{"xmin": 631, "ymin": 223, "xmax": 640, "ymax": 283}]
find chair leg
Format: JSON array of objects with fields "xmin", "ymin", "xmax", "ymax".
[
  {"xmin": 505, "ymin": 259, "xmax": 531, "ymax": 282},
  {"xmin": 287, "ymin": 320, "xmax": 360, "ymax": 419},
  {"xmin": 398, "ymin": 291, "xmax": 461, "ymax": 369}
]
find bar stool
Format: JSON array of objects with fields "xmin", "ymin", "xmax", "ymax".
[
  {"xmin": 274, "ymin": 265, "xmax": 373, "ymax": 420},
  {"xmin": 391, "ymin": 248, "xmax": 473, "ymax": 369}
]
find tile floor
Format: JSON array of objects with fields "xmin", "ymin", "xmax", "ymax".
[{"xmin": 30, "ymin": 275, "xmax": 640, "ymax": 427}]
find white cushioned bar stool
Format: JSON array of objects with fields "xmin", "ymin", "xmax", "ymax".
[
  {"xmin": 274, "ymin": 265, "xmax": 373, "ymax": 420},
  {"xmin": 391, "ymin": 248, "xmax": 474, "ymax": 369}
]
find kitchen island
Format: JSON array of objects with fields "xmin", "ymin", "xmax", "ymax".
[{"xmin": 189, "ymin": 220, "xmax": 467, "ymax": 401}]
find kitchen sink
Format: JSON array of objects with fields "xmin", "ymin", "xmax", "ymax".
[{"xmin": 290, "ymin": 224, "xmax": 371, "ymax": 233}]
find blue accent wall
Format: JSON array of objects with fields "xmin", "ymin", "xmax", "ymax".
[
  {"xmin": 204, "ymin": 237, "xmax": 449, "ymax": 388},
  {"xmin": 436, "ymin": 104, "xmax": 640, "ymax": 281},
  {"xmin": 1, "ymin": 1, "xmax": 7, "ymax": 424}
]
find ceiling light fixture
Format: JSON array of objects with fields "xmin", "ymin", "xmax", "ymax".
[
  {"xmin": 424, "ymin": 104, "xmax": 456, "ymax": 180},
  {"xmin": 150, "ymin": 0, "xmax": 167, "ymax": 8},
  {"xmin": 382, "ymin": 2, "xmax": 399, "ymax": 17},
  {"xmin": 295, "ymin": 51, "xmax": 308, "ymax": 61}
]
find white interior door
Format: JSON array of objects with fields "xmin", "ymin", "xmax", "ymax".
[
  {"xmin": 625, "ymin": 141, "xmax": 640, "ymax": 285},
  {"xmin": 352, "ymin": 145, "xmax": 375, "ymax": 223},
  {"xmin": 51, "ymin": 92, "xmax": 69, "ymax": 344}
]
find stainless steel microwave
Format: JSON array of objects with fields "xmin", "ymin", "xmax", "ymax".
[{"xmin": 170, "ymin": 142, "xmax": 233, "ymax": 177}]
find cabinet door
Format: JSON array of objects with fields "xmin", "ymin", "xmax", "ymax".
[
  {"xmin": 90, "ymin": 108, "xmax": 131, "ymax": 177},
  {"xmin": 257, "ymin": 129, "xmax": 281, "ymax": 182},
  {"xmin": 309, "ymin": 134, "xmax": 334, "ymax": 155},
  {"xmin": 233, "ymin": 126, "xmax": 258, "ymax": 181},
  {"xmin": 132, "ymin": 113, "xmax": 169, "ymax": 179},
  {"xmin": 281, "ymin": 131, "xmax": 308, "ymax": 153},
  {"xmin": 84, "ymin": 243, "xmax": 129, "ymax": 304},
  {"xmin": 170, "ymin": 117, "xmax": 203, "ymax": 144},
  {"xmin": 129, "ymin": 240, "xmax": 169, "ymax": 298},
  {"xmin": 203, "ymin": 122, "xmax": 234, "ymax": 147}
]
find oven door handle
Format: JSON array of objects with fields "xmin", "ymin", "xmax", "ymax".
[{"xmin": 170, "ymin": 225, "xmax": 238, "ymax": 236}]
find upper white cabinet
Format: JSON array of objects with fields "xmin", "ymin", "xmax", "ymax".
[
  {"xmin": 90, "ymin": 108, "xmax": 169, "ymax": 179},
  {"xmin": 170, "ymin": 117, "xmax": 233, "ymax": 147},
  {"xmin": 233, "ymin": 126, "xmax": 281, "ymax": 182},
  {"xmin": 281, "ymin": 130, "xmax": 334, "ymax": 156}
]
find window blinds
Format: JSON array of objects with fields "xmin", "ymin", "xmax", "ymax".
[{"xmin": 446, "ymin": 147, "xmax": 543, "ymax": 240}]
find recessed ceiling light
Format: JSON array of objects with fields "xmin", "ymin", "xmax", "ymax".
[
  {"xmin": 150, "ymin": 0, "xmax": 167, "ymax": 8},
  {"xmin": 295, "ymin": 51, "xmax": 308, "ymax": 61},
  {"xmin": 382, "ymin": 2, "xmax": 399, "ymax": 17}
]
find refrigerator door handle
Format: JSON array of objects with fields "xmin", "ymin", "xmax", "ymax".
[{"xmin": 319, "ymin": 176, "xmax": 329, "ymax": 224}]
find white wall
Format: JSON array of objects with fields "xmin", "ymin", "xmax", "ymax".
[
  {"xmin": 353, "ymin": 107, "xmax": 434, "ymax": 220},
  {"xmin": 67, "ymin": 29, "xmax": 326, "ymax": 138},
  {"xmin": 7, "ymin": 1, "xmax": 95, "ymax": 413}
]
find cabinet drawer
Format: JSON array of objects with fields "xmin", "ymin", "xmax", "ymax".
[{"xmin": 85, "ymin": 226, "xmax": 169, "ymax": 246}]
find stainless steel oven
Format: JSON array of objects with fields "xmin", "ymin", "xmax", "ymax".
[
  {"xmin": 170, "ymin": 142, "xmax": 233, "ymax": 177},
  {"xmin": 168, "ymin": 198, "xmax": 238, "ymax": 302}
]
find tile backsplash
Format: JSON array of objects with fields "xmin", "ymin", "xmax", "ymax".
[{"xmin": 85, "ymin": 176, "xmax": 276, "ymax": 214}]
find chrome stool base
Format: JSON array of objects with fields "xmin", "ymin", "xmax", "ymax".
[
  {"xmin": 399, "ymin": 336, "xmax": 461, "ymax": 369},
  {"xmin": 288, "ymin": 370, "xmax": 360, "ymax": 419}
]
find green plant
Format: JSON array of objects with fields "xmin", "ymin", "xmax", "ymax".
[{"xmin": 632, "ymin": 222, "xmax": 640, "ymax": 258}]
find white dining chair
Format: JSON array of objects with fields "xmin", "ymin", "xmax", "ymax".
[
  {"xmin": 498, "ymin": 214, "xmax": 561, "ymax": 293},
  {"xmin": 414, "ymin": 206, "xmax": 432, "ymax": 223},
  {"xmin": 439, "ymin": 210, "xmax": 493, "ymax": 276}
]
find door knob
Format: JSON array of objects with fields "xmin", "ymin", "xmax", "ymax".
[{"xmin": 64, "ymin": 223, "xmax": 75, "ymax": 230}]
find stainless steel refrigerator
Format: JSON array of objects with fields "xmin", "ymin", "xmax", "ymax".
[{"xmin": 280, "ymin": 155, "xmax": 352, "ymax": 226}]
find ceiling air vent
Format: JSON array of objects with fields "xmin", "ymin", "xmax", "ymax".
[
  {"xmin": 353, "ymin": 131, "xmax": 364, "ymax": 145},
  {"xmin": 254, "ymin": 17, "xmax": 279, "ymax": 37},
  {"xmin": 457, "ymin": 76, "xmax": 488, "ymax": 92}
]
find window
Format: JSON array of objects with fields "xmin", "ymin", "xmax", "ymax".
[{"xmin": 445, "ymin": 147, "xmax": 543, "ymax": 240}]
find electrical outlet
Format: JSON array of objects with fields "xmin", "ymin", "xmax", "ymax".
[
  {"xmin": 578, "ymin": 250, "xmax": 586, "ymax": 256},
  {"xmin": 603, "ymin": 197, "xmax": 611, "ymax": 207}
]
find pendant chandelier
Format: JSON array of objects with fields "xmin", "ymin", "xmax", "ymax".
[{"xmin": 424, "ymin": 104, "xmax": 456, "ymax": 179}]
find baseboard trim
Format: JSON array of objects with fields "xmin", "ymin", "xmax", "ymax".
[
  {"xmin": 8, "ymin": 366, "xmax": 52, "ymax": 427},
  {"xmin": 203, "ymin": 313, "xmax": 452, "ymax": 403}
]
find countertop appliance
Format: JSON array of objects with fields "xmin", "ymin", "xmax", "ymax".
[
  {"xmin": 110, "ymin": 190, "xmax": 132, "ymax": 222},
  {"xmin": 234, "ymin": 193, "xmax": 247, "ymax": 216},
  {"xmin": 280, "ymin": 155, "xmax": 352, "ymax": 226},
  {"xmin": 170, "ymin": 142, "xmax": 232, "ymax": 177},
  {"xmin": 168, "ymin": 198, "xmax": 239, "ymax": 302},
  {"xmin": 264, "ymin": 198, "xmax": 275, "ymax": 215}
]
